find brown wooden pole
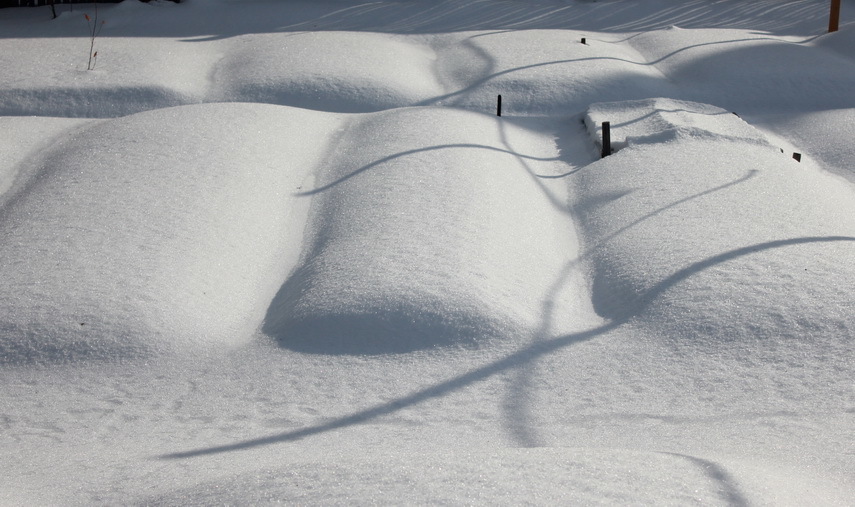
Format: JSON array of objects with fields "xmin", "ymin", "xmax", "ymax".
[{"xmin": 829, "ymin": 0, "xmax": 841, "ymax": 33}]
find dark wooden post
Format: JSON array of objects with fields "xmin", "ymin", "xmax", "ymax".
[
  {"xmin": 829, "ymin": 0, "xmax": 841, "ymax": 32},
  {"xmin": 497, "ymin": 95, "xmax": 502, "ymax": 117},
  {"xmin": 601, "ymin": 122, "xmax": 611, "ymax": 158}
]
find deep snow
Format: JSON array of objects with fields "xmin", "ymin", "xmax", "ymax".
[{"xmin": 1, "ymin": 0, "xmax": 854, "ymax": 504}]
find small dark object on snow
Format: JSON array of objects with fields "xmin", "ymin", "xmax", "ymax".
[{"xmin": 601, "ymin": 121, "xmax": 611, "ymax": 158}]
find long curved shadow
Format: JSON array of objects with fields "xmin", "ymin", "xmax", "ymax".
[
  {"xmin": 494, "ymin": 117, "xmax": 578, "ymax": 444},
  {"xmin": 160, "ymin": 235, "xmax": 855, "ymax": 459},
  {"xmin": 169, "ymin": 89, "xmax": 849, "ymax": 457},
  {"xmin": 501, "ymin": 261, "xmax": 581, "ymax": 447},
  {"xmin": 494, "ymin": 120, "xmax": 752, "ymax": 446},
  {"xmin": 192, "ymin": 118, "xmax": 830, "ymax": 453},
  {"xmin": 582, "ymin": 170, "xmax": 759, "ymax": 254},
  {"xmin": 415, "ymin": 36, "xmax": 790, "ymax": 108},
  {"xmin": 635, "ymin": 236, "xmax": 855, "ymax": 318},
  {"xmin": 295, "ymin": 142, "xmax": 561, "ymax": 196},
  {"xmin": 607, "ymin": 107, "xmax": 735, "ymax": 131},
  {"xmin": 160, "ymin": 323, "xmax": 619, "ymax": 459}
]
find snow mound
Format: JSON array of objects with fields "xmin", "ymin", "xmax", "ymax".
[
  {"xmin": 264, "ymin": 107, "xmax": 588, "ymax": 354},
  {"xmin": 214, "ymin": 32, "xmax": 444, "ymax": 113},
  {"xmin": 0, "ymin": 38, "xmax": 215, "ymax": 117},
  {"xmin": 754, "ymin": 107, "xmax": 855, "ymax": 180},
  {"xmin": 813, "ymin": 23, "xmax": 855, "ymax": 61},
  {"xmin": 584, "ymin": 98, "xmax": 769, "ymax": 154},
  {"xmin": 0, "ymin": 103, "xmax": 340, "ymax": 363},
  {"xmin": 573, "ymin": 100, "xmax": 855, "ymax": 366},
  {"xmin": 427, "ymin": 30, "xmax": 679, "ymax": 114},
  {"xmin": 0, "ymin": 116, "xmax": 92, "ymax": 205}
]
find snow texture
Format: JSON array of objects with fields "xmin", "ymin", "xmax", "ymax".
[{"xmin": 0, "ymin": 0, "xmax": 853, "ymax": 504}]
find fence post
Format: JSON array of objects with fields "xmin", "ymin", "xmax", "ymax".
[
  {"xmin": 601, "ymin": 121, "xmax": 611, "ymax": 158},
  {"xmin": 829, "ymin": 0, "xmax": 841, "ymax": 32}
]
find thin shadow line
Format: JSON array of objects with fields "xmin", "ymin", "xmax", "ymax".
[
  {"xmin": 416, "ymin": 37, "xmax": 788, "ymax": 107},
  {"xmin": 637, "ymin": 237, "xmax": 855, "ymax": 314},
  {"xmin": 295, "ymin": 142, "xmax": 560, "ymax": 196},
  {"xmin": 585, "ymin": 169, "xmax": 759, "ymax": 254},
  {"xmin": 494, "ymin": 118, "xmax": 578, "ymax": 446},
  {"xmin": 607, "ymin": 107, "xmax": 733, "ymax": 130},
  {"xmin": 160, "ymin": 235, "xmax": 855, "ymax": 460},
  {"xmin": 493, "ymin": 124, "xmax": 755, "ymax": 446},
  {"xmin": 661, "ymin": 452, "xmax": 750, "ymax": 506},
  {"xmin": 537, "ymin": 167, "xmax": 586, "ymax": 179},
  {"xmin": 161, "ymin": 323, "xmax": 619, "ymax": 459}
]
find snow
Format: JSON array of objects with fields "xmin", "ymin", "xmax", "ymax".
[
  {"xmin": 1, "ymin": 0, "xmax": 854, "ymax": 504},
  {"xmin": 0, "ymin": 103, "xmax": 339, "ymax": 361},
  {"xmin": 215, "ymin": 32, "xmax": 445, "ymax": 113},
  {"xmin": 266, "ymin": 107, "xmax": 590, "ymax": 354},
  {"xmin": 584, "ymin": 98, "xmax": 770, "ymax": 153},
  {"xmin": 627, "ymin": 26, "xmax": 855, "ymax": 113}
]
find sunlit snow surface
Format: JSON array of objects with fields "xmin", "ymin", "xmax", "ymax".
[{"xmin": 1, "ymin": 0, "xmax": 854, "ymax": 504}]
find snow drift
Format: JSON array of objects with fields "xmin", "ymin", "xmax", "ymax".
[
  {"xmin": 214, "ymin": 32, "xmax": 444, "ymax": 113},
  {"xmin": 578, "ymin": 98, "xmax": 855, "ymax": 376},
  {"xmin": 1, "ymin": 1, "xmax": 854, "ymax": 504},
  {"xmin": 0, "ymin": 103, "xmax": 339, "ymax": 362},
  {"xmin": 264, "ymin": 107, "xmax": 589, "ymax": 354}
]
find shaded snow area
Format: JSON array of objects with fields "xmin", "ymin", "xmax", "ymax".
[{"xmin": 1, "ymin": 0, "xmax": 854, "ymax": 504}]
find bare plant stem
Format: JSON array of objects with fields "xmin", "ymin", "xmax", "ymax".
[{"xmin": 85, "ymin": 1, "xmax": 105, "ymax": 71}]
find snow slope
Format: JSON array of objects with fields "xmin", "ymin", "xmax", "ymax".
[
  {"xmin": 581, "ymin": 97, "xmax": 854, "ymax": 401},
  {"xmin": 0, "ymin": 103, "xmax": 339, "ymax": 361},
  {"xmin": 266, "ymin": 107, "xmax": 589, "ymax": 354},
  {"xmin": 1, "ymin": 0, "xmax": 853, "ymax": 504}
]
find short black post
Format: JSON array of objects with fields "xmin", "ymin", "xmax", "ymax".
[
  {"xmin": 829, "ymin": 0, "xmax": 841, "ymax": 32},
  {"xmin": 601, "ymin": 121, "xmax": 611, "ymax": 158},
  {"xmin": 581, "ymin": 37, "xmax": 586, "ymax": 45},
  {"xmin": 793, "ymin": 152, "xmax": 802, "ymax": 162},
  {"xmin": 497, "ymin": 94, "xmax": 502, "ymax": 117}
]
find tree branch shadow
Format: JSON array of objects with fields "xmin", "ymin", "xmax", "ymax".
[
  {"xmin": 160, "ymin": 234, "xmax": 855, "ymax": 460},
  {"xmin": 160, "ymin": 106, "xmax": 855, "ymax": 459},
  {"xmin": 294, "ymin": 141, "xmax": 562, "ymax": 197},
  {"xmin": 494, "ymin": 116, "xmax": 755, "ymax": 446},
  {"xmin": 661, "ymin": 452, "xmax": 751, "ymax": 507},
  {"xmin": 413, "ymin": 36, "xmax": 790, "ymax": 110}
]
